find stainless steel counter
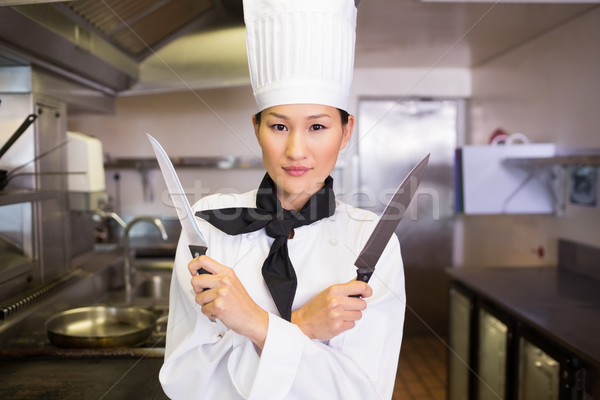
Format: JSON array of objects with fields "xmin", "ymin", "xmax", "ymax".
[
  {"xmin": 0, "ymin": 249, "xmax": 172, "ymax": 399},
  {"xmin": 0, "ymin": 358, "xmax": 168, "ymax": 400},
  {"xmin": 447, "ymin": 266, "xmax": 600, "ymax": 369}
]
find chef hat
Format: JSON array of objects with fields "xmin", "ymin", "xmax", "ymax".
[{"xmin": 243, "ymin": 0, "xmax": 358, "ymax": 112}]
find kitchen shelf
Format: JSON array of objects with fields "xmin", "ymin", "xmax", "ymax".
[
  {"xmin": 503, "ymin": 153, "xmax": 600, "ymax": 167},
  {"xmin": 501, "ymin": 151, "xmax": 600, "ymax": 216},
  {"xmin": 104, "ymin": 156, "xmax": 264, "ymax": 171},
  {"xmin": 0, "ymin": 189, "xmax": 60, "ymax": 207}
]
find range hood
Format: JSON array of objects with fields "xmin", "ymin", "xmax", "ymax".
[
  {"xmin": 1, "ymin": 0, "xmax": 595, "ymax": 105},
  {"xmin": 0, "ymin": 0, "xmax": 244, "ymax": 97}
]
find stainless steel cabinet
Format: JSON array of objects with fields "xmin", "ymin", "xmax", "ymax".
[
  {"xmin": 448, "ymin": 281, "xmax": 591, "ymax": 400},
  {"xmin": 448, "ymin": 286, "xmax": 473, "ymax": 400},
  {"xmin": 478, "ymin": 309, "xmax": 508, "ymax": 400},
  {"xmin": 518, "ymin": 338, "xmax": 560, "ymax": 400},
  {"xmin": 0, "ymin": 67, "xmax": 69, "ymax": 304},
  {"xmin": 33, "ymin": 100, "xmax": 69, "ymax": 281}
]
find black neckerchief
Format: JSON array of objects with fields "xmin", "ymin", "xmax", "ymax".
[{"xmin": 196, "ymin": 173, "xmax": 336, "ymax": 321}]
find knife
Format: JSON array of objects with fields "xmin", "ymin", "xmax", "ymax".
[
  {"xmin": 147, "ymin": 134, "xmax": 210, "ymax": 275},
  {"xmin": 353, "ymin": 154, "xmax": 430, "ymax": 288}
]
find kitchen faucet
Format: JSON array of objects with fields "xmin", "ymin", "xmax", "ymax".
[
  {"xmin": 122, "ymin": 216, "xmax": 168, "ymax": 300},
  {"xmin": 92, "ymin": 209, "xmax": 127, "ymax": 228}
]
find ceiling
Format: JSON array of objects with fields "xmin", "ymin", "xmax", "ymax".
[
  {"xmin": 131, "ymin": 0, "xmax": 597, "ymax": 94},
  {"xmin": 0, "ymin": 0, "xmax": 597, "ymax": 96}
]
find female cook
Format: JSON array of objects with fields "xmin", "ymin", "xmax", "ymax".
[{"xmin": 159, "ymin": 0, "xmax": 406, "ymax": 398}]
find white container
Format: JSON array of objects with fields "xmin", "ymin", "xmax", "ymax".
[
  {"xmin": 456, "ymin": 143, "xmax": 556, "ymax": 214},
  {"xmin": 66, "ymin": 131, "xmax": 105, "ymax": 193}
]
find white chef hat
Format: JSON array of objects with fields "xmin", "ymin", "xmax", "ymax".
[{"xmin": 243, "ymin": 0, "xmax": 358, "ymax": 112}]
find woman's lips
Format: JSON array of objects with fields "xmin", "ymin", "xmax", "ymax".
[{"xmin": 283, "ymin": 166, "xmax": 310, "ymax": 177}]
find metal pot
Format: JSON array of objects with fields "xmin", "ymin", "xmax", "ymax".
[{"xmin": 46, "ymin": 306, "xmax": 157, "ymax": 348}]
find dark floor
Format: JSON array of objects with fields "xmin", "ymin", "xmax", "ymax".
[{"xmin": 393, "ymin": 336, "xmax": 448, "ymax": 400}]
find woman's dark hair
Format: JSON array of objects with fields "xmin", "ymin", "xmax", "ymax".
[{"xmin": 254, "ymin": 108, "xmax": 350, "ymax": 126}]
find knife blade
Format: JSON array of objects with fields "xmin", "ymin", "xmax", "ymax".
[
  {"xmin": 147, "ymin": 134, "xmax": 210, "ymax": 275},
  {"xmin": 354, "ymin": 153, "xmax": 430, "ymax": 285}
]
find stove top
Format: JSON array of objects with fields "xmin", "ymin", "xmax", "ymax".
[{"xmin": 0, "ymin": 305, "xmax": 168, "ymax": 359}]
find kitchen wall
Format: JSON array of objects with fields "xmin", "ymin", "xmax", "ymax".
[
  {"xmin": 68, "ymin": 68, "xmax": 471, "ymax": 220},
  {"xmin": 68, "ymin": 86, "xmax": 264, "ymax": 219},
  {"xmin": 464, "ymin": 7, "xmax": 600, "ymax": 267}
]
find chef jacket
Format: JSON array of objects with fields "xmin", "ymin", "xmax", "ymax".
[{"xmin": 159, "ymin": 189, "xmax": 406, "ymax": 399}]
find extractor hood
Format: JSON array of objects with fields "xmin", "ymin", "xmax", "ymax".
[
  {"xmin": 0, "ymin": 0, "xmax": 244, "ymax": 96},
  {"xmin": 0, "ymin": 0, "xmax": 595, "ymax": 103}
]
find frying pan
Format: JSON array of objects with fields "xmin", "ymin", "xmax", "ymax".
[{"xmin": 46, "ymin": 306, "xmax": 157, "ymax": 348}]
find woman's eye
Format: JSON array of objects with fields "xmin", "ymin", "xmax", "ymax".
[
  {"xmin": 271, "ymin": 124, "xmax": 287, "ymax": 131},
  {"xmin": 310, "ymin": 124, "xmax": 326, "ymax": 131}
]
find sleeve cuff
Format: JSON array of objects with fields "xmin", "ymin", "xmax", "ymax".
[{"xmin": 248, "ymin": 313, "xmax": 306, "ymax": 399}]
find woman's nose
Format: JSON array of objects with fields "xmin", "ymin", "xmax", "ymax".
[{"xmin": 286, "ymin": 130, "xmax": 308, "ymax": 160}]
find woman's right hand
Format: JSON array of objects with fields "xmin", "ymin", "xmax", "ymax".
[
  {"xmin": 188, "ymin": 255, "xmax": 269, "ymax": 349},
  {"xmin": 291, "ymin": 279, "xmax": 372, "ymax": 341}
]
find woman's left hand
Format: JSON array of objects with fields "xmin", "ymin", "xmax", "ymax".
[
  {"xmin": 188, "ymin": 255, "xmax": 268, "ymax": 349},
  {"xmin": 291, "ymin": 279, "xmax": 372, "ymax": 341}
]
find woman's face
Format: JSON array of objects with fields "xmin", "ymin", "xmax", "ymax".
[{"xmin": 253, "ymin": 104, "xmax": 353, "ymax": 210}]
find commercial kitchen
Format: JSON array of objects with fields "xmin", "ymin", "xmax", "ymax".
[{"xmin": 0, "ymin": 1, "xmax": 599, "ymax": 399}]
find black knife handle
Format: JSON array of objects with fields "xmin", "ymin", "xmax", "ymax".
[
  {"xmin": 189, "ymin": 245, "xmax": 210, "ymax": 275},
  {"xmin": 350, "ymin": 270, "xmax": 373, "ymax": 298}
]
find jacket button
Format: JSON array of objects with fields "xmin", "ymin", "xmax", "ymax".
[{"xmin": 329, "ymin": 238, "xmax": 337, "ymax": 246}]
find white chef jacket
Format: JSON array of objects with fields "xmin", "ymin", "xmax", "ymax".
[{"xmin": 159, "ymin": 189, "xmax": 405, "ymax": 400}]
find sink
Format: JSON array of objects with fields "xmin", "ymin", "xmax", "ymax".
[
  {"xmin": 93, "ymin": 242, "xmax": 121, "ymax": 252},
  {"xmin": 134, "ymin": 273, "xmax": 170, "ymax": 301},
  {"xmin": 100, "ymin": 268, "xmax": 172, "ymax": 309},
  {"xmin": 131, "ymin": 259, "xmax": 172, "ymax": 304},
  {"xmin": 135, "ymin": 258, "xmax": 174, "ymax": 272}
]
